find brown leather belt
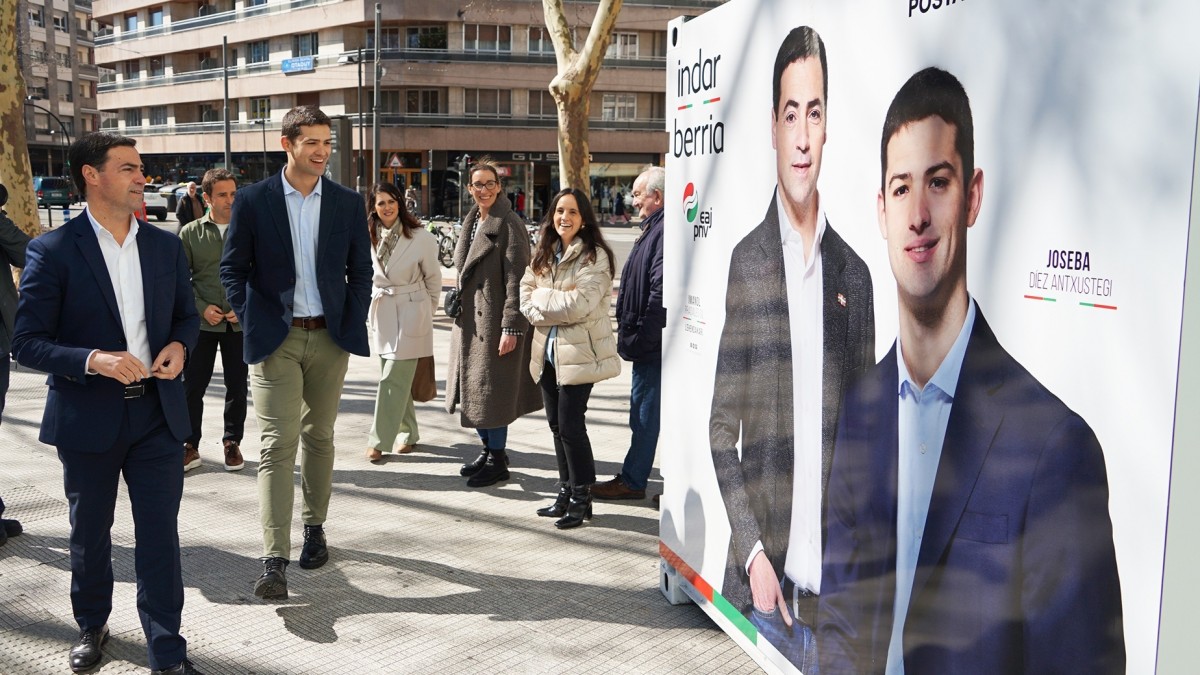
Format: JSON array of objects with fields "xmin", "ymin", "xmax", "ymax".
[{"xmin": 291, "ymin": 316, "xmax": 326, "ymax": 330}]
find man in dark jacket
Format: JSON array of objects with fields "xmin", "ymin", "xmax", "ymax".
[
  {"xmin": 593, "ymin": 166, "xmax": 665, "ymax": 502},
  {"xmin": 175, "ymin": 181, "xmax": 205, "ymax": 225},
  {"xmin": 0, "ymin": 186, "xmax": 31, "ymax": 547}
]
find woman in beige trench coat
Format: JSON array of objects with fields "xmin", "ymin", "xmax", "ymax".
[{"xmin": 365, "ymin": 182, "xmax": 441, "ymax": 461}]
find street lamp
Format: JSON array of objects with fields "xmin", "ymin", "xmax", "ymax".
[
  {"xmin": 25, "ymin": 97, "xmax": 72, "ymax": 176},
  {"xmin": 252, "ymin": 119, "xmax": 268, "ymax": 180},
  {"xmin": 336, "ymin": 50, "xmax": 366, "ymax": 192}
]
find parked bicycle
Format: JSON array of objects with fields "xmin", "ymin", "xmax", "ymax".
[{"xmin": 424, "ymin": 215, "xmax": 458, "ymax": 268}]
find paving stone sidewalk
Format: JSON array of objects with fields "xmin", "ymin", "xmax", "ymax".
[{"xmin": 0, "ymin": 291, "xmax": 756, "ymax": 673}]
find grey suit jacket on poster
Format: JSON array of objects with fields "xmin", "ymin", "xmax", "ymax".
[{"xmin": 709, "ymin": 194, "xmax": 875, "ymax": 616}]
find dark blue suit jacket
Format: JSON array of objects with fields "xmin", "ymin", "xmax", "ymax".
[
  {"xmin": 818, "ymin": 310, "xmax": 1124, "ymax": 674},
  {"xmin": 220, "ymin": 173, "xmax": 371, "ymax": 364},
  {"xmin": 12, "ymin": 213, "xmax": 199, "ymax": 453}
]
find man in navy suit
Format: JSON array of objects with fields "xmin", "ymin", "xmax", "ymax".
[
  {"xmin": 13, "ymin": 133, "xmax": 201, "ymax": 673},
  {"xmin": 817, "ymin": 68, "xmax": 1124, "ymax": 674},
  {"xmin": 221, "ymin": 105, "xmax": 371, "ymax": 600}
]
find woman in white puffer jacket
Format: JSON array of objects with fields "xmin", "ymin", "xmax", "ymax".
[{"xmin": 520, "ymin": 187, "xmax": 621, "ymax": 530}]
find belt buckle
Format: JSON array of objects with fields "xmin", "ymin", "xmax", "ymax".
[{"xmin": 124, "ymin": 383, "xmax": 146, "ymax": 399}]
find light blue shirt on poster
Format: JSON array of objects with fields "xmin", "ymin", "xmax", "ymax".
[
  {"xmin": 885, "ymin": 297, "xmax": 976, "ymax": 675},
  {"xmin": 281, "ymin": 169, "xmax": 324, "ymax": 319}
]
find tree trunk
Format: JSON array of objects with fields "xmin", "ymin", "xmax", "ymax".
[
  {"xmin": 543, "ymin": 0, "xmax": 624, "ymax": 191},
  {"xmin": 0, "ymin": 2, "xmax": 43, "ymax": 239}
]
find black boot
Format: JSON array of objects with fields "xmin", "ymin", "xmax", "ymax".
[
  {"xmin": 537, "ymin": 484, "xmax": 572, "ymax": 518},
  {"xmin": 467, "ymin": 449, "xmax": 510, "ymax": 487},
  {"xmin": 554, "ymin": 485, "xmax": 593, "ymax": 529},
  {"xmin": 459, "ymin": 445, "xmax": 490, "ymax": 476}
]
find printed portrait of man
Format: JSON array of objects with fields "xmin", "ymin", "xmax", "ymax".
[
  {"xmin": 817, "ymin": 66, "xmax": 1125, "ymax": 675},
  {"xmin": 708, "ymin": 24, "xmax": 875, "ymax": 672}
]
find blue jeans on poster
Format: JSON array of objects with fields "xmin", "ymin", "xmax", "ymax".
[
  {"xmin": 476, "ymin": 426, "xmax": 508, "ymax": 450},
  {"xmin": 750, "ymin": 603, "xmax": 819, "ymax": 674},
  {"xmin": 618, "ymin": 359, "xmax": 661, "ymax": 491}
]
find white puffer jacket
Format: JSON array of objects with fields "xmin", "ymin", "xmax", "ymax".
[{"xmin": 519, "ymin": 239, "xmax": 621, "ymax": 386}]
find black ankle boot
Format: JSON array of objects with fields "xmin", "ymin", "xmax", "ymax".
[
  {"xmin": 467, "ymin": 449, "xmax": 511, "ymax": 487},
  {"xmin": 554, "ymin": 485, "xmax": 593, "ymax": 529},
  {"xmin": 459, "ymin": 445, "xmax": 490, "ymax": 477},
  {"xmin": 537, "ymin": 484, "xmax": 572, "ymax": 518}
]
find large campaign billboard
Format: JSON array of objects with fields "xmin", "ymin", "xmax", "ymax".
[{"xmin": 658, "ymin": 1, "xmax": 1200, "ymax": 672}]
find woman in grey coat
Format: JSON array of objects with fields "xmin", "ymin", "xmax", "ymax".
[{"xmin": 446, "ymin": 158, "xmax": 542, "ymax": 487}]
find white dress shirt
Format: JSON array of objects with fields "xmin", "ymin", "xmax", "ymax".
[
  {"xmin": 744, "ymin": 191, "xmax": 827, "ymax": 596},
  {"xmin": 281, "ymin": 170, "xmax": 324, "ymax": 318},
  {"xmin": 886, "ymin": 298, "xmax": 976, "ymax": 674},
  {"xmin": 86, "ymin": 209, "xmax": 153, "ymax": 373}
]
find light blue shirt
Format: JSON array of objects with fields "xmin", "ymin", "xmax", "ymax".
[
  {"xmin": 281, "ymin": 170, "xmax": 324, "ymax": 318},
  {"xmin": 885, "ymin": 298, "xmax": 976, "ymax": 675}
]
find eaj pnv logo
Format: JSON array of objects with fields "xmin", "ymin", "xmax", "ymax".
[
  {"xmin": 682, "ymin": 182, "xmax": 712, "ymax": 240},
  {"xmin": 683, "ymin": 183, "xmax": 699, "ymax": 222}
]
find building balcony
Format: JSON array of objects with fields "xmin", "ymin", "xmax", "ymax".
[
  {"xmin": 96, "ymin": 0, "xmax": 338, "ymax": 46},
  {"xmin": 116, "ymin": 114, "xmax": 664, "ymax": 138}
]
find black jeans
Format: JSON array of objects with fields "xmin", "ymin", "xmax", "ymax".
[
  {"xmin": 184, "ymin": 326, "xmax": 248, "ymax": 446},
  {"xmin": 538, "ymin": 360, "xmax": 596, "ymax": 487}
]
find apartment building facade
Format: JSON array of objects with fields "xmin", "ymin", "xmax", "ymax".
[
  {"xmin": 19, "ymin": 0, "xmax": 102, "ymax": 178},
  {"xmin": 92, "ymin": 0, "xmax": 722, "ymax": 218}
]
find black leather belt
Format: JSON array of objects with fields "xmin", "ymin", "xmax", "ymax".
[
  {"xmin": 291, "ymin": 316, "xmax": 326, "ymax": 330},
  {"xmin": 124, "ymin": 379, "xmax": 155, "ymax": 399},
  {"xmin": 780, "ymin": 575, "xmax": 818, "ymax": 626}
]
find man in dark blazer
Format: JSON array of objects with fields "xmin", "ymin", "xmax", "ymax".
[
  {"xmin": 817, "ymin": 68, "xmax": 1124, "ymax": 674},
  {"xmin": 709, "ymin": 26, "xmax": 875, "ymax": 672},
  {"xmin": 0, "ymin": 186, "xmax": 31, "ymax": 548},
  {"xmin": 221, "ymin": 105, "xmax": 371, "ymax": 600},
  {"xmin": 13, "ymin": 133, "xmax": 201, "ymax": 673}
]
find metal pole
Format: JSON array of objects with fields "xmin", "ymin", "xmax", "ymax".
[
  {"xmin": 357, "ymin": 47, "xmax": 364, "ymax": 193},
  {"xmin": 222, "ymin": 37, "xmax": 231, "ymax": 170},
  {"xmin": 260, "ymin": 121, "xmax": 268, "ymax": 180},
  {"xmin": 372, "ymin": 4, "xmax": 381, "ymax": 187}
]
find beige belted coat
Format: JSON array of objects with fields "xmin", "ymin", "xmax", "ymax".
[{"xmin": 367, "ymin": 226, "xmax": 441, "ymax": 360}]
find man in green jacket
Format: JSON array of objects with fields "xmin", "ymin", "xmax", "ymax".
[{"xmin": 179, "ymin": 168, "xmax": 246, "ymax": 472}]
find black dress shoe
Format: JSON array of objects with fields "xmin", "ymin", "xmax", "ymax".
[
  {"xmin": 253, "ymin": 557, "xmax": 289, "ymax": 599},
  {"xmin": 0, "ymin": 518, "xmax": 20, "ymax": 537},
  {"xmin": 69, "ymin": 624, "xmax": 109, "ymax": 673},
  {"xmin": 536, "ymin": 484, "xmax": 571, "ymax": 518},
  {"xmin": 298, "ymin": 524, "xmax": 328, "ymax": 569},
  {"xmin": 151, "ymin": 658, "xmax": 203, "ymax": 674},
  {"xmin": 466, "ymin": 450, "xmax": 510, "ymax": 487},
  {"xmin": 459, "ymin": 446, "xmax": 491, "ymax": 476}
]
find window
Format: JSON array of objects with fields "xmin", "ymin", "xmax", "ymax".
[
  {"xmin": 528, "ymin": 90, "xmax": 556, "ymax": 118},
  {"xmin": 148, "ymin": 58, "xmax": 165, "ymax": 77},
  {"xmin": 248, "ymin": 40, "xmax": 270, "ymax": 64},
  {"xmin": 124, "ymin": 13, "xmax": 137, "ymax": 33},
  {"xmin": 149, "ymin": 7, "xmax": 164, "ymax": 27},
  {"xmin": 606, "ymin": 32, "xmax": 638, "ymax": 59},
  {"xmin": 122, "ymin": 60, "xmax": 140, "ymax": 80},
  {"xmin": 28, "ymin": 8, "xmax": 44, "ymax": 29},
  {"xmin": 78, "ymin": 82, "xmax": 94, "ymax": 99},
  {"xmin": 197, "ymin": 3, "xmax": 218, "ymax": 17},
  {"xmin": 465, "ymin": 24, "xmax": 511, "ymax": 52},
  {"xmin": 528, "ymin": 27, "xmax": 555, "ymax": 54},
  {"xmin": 406, "ymin": 26, "xmax": 446, "ymax": 49},
  {"xmin": 198, "ymin": 104, "xmax": 221, "ymax": 122},
  {"xmin": 292, "ymin": 32, "xmax": 318, "ymax": 57},
  {"xmin": 601, "ymin": 93, "xmax": 636, "ymax": 120},
  {"xmin": 125, "ymin": 109, "xmax": 143, "ymax": 127},
  {"xmin": 366, "ymin": 27, "xmax": 401, "ymax": 50},
  {"xmin": 53, "ymin": 13, "xmax": 69, "ymax": 32},
  {"xmin": 55, "ymin": 46, "xmax": 72, "ymax": 67},
  {"xmin": 247, "ymin": 0, "xmax": 268, "ymax": 5},
  {"xmin": 249, "ymin": 97, "xmax": 270, "ymax": 120},
  {"xmin": 406, "ymin": 89, "xmax": 441, "ymax": 114},
  {"xmin": 77, "ymin": 48, "xmax": 90, "ymax": 66},
  {"xmin": 150, "ymin": 106, "xmax": 168, "ymax": 126},
  {"xmin": 378, "ymin": 90, "xmax": 401, "ymax": 113},
  {"xmin": 464, "ymin": 88, "xmax": 511, "ymax": 117},
  {"xmin": 58, "ymin": 88, "xmax": 73, "ymax": 103}
]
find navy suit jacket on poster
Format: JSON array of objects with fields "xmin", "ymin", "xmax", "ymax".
[
  {"xmin": 817, "ymin": 309, "xmax": 1124, "ymax": 675},
  {"xmin": 220, "ymin": 173, "xmax": 372, "ymax": 364},
  {"xmin": 12, "ymin": 213, "xmax": 199, "ymax": 453}
]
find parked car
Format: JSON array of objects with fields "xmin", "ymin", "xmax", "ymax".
[
  {"xmin": 143, "ymin": 184, "xmax": 169, "ymax": 221},
  {"xmin": 33, "ymin": 176, "xmax": 72, "ymax": 208}
]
